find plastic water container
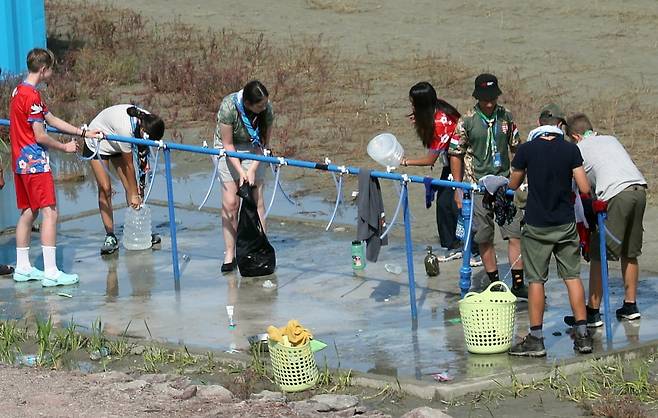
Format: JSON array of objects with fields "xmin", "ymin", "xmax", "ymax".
[
  {"xmin": 123, "ymin": 206, "xmax": 153, "ymax": 250},
  {"xmin": 367, "ymin": 133, "xmax": 404, "ymax": 168}
]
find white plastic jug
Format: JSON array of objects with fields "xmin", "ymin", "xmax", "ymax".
[
  {"xmin": 123, "ymin": 206, "xmax": 153, "ymax": 250},
  {"xmin": 367, "ymin": 133, "xmax": 404, "ymax": 168}
]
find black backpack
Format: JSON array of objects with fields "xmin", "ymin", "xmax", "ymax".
[{"xmin": 235, "ymin": 183, "xmax": 276, "ymax": 277}]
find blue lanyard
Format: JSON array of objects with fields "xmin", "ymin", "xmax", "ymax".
[{"xmin": 232, "ymin": 94, "xmax": 262, "ymax": 148}]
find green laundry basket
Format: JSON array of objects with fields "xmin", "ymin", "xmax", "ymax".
[
  {"xmin": 458, "ymin": 281, "xmax": 517, "ymax": 354},
  {"xmin": 268, "ymin": 340, "xmax": 319, "ymax": 392}
]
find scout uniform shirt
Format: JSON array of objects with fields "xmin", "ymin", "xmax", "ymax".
[{"xmin": 448, "ymin": 104, "xmax": 520, "ymax": 183}]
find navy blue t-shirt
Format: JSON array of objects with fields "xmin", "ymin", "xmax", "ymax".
[{"xmin": 511, "ymin": 134, "xmax": 583, "ymax": 227}]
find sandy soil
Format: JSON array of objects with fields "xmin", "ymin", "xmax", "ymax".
[{"xmin": 0, "ymin": 365, "xmax": 392, "ymax": 418}]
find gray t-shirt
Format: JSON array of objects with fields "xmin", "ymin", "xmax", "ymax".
[{"xmin": 577, "ymin": 134, "xmax": 646, "ymax": 201}]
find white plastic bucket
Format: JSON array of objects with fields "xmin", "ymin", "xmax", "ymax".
[{"xmin": 367, "ymin": 133, "xmax": 404, "ymax": 168}]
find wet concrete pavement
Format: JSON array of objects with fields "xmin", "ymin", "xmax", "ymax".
[{"xmin": 1, "ymin": 172, "xmax": 657, "ymax": 386}]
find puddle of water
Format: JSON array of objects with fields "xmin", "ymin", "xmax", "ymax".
[{"xmin": 2, "ymin": 159, "xmax": 658, "ymax": 383}]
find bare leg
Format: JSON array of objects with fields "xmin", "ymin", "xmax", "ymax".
[
  {"xmin": 565, "ymin": 278, "xmax": 587, "ymax": 321},
  {"xmin": 255, "ymin": 183, "xmax": 266, "ymax": 233},
  {"xmin": 621, "ymin": 256, "xmax": 639, "ymax": 303},
  {"xmin": 90, "ymin": 159, "xmax": 114, "ymax": 234},
  {"xmin": 39, "ymin": 206, "xmax": 58, "ymax": 247},
  {"xmin": 16, "ymin": 208, "xmax": 36, "ymax": 248},
  {"xmin": 479, "ymin": 241, "xmax": 497, "ymax": 272},
  {"xmin": 113, "ymin": 152, "xmax": 140, "ymax": 208},
  {"xmin": 507, "ymin": 237, "xmax": 523, "ymax": 270},
  {"xmin": 588, "ymin": 260, "xmax": 602, "ymax": 309},
  {"xmin": 528, "ymin": 282, "xmax": 546, "ymax": 327},
  {"xmin": 221, "ymin": 180, "xmax": 240, "ymax": 264}
]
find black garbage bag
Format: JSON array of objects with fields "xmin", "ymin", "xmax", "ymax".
[{"xmin": 236, "ymin": 183, "xmax": 276, "ymax": 277}]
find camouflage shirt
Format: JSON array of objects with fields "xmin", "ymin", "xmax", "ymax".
[
  {"xmin": 213, "ymin": 92, "xmax": 274, "ymax": 149},
  {"xmin": 448, "ymin": 104, "xmax": 521, "ymax": 183}
]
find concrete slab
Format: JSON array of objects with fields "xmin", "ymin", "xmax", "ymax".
[{"xmin": 1, "ymin": 172, "xmax": 657, "ymax": 397}]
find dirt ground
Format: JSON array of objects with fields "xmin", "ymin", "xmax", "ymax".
[{"xmin": 0, "ymin": 365, "xmax": 390, "ymax": 418}]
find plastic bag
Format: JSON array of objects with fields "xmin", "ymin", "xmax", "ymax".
[{"xmin": 236, "ymin": 183, "xmax": 276, "ymax": 277}]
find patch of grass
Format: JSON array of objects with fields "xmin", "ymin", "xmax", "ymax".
[
  {"xmin": 0, "ymin": 320, "xmax": 27, "ymax": 363},
  {"xmin": 198, "ymin": 351, "xmax": 218, "ymax": 374},
  {"xmin": 106, "ymin": 321, "xmax": 134, "ymax": 360},
  {"xmin": 88, "ymin": 318, "xmax": 107, "ymax": 353},
  {"xmin": 141, "ymin": 345, "xmax": 169, "ymax": 373},
  {"xmin": 168, "ymin": 346, "xmax": 197, "ymax": 373},
  {"xmin": 53, "ymin": 320, "xmax": 87, "ymax": 352}
]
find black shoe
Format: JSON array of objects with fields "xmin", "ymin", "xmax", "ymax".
[
  {"xmin": 511, "ymin": 284, "xmax": 528, "ymax": 302},
  {"xmin": 221, "ymin": 259, "xmax": 236, "ymax": 273},
  {"xmin": 100, "ymin": 234, "xmax": 119, "ymax": 255},
  {"xmin": 508, "ymin": 335, "xmax": 546, "ymax": 357},
  {"xmin": 151, "ymin": 233, "xmax": 162, "ymax": 246},
  {"xmin": 0, "ymin": 264, "xmax": 14, "ymax": 275},
  {"xmin": 574, "ymin": 331, "xmax": 593, "ymax": 354},
  {"xmin": 564, "ymin": 311, "xmax": 603, "ymax": 328},
  {"xmin": 616, "ymin": 303, "xmax": 641, "ymax": 320}
]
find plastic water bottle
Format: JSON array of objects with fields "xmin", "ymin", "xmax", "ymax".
[
  {"xmin": 123, "ymin": 206, "xmax": 153, "ymax": 250},
  {"xmin": 455, "ymin": 215, "xmax": 465, "ymax": 241},
  {"xmin": 385, "ymin": 263, "xmax": 402, "ymax": 275}
]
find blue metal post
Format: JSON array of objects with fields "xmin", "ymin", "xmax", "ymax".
[
  {"xmin": 402, "ymin": 184, "xmax": 418, "ymax": 321},
  {"xmin": 163, "ymin": 148, "xmax": 180, "ymax": 283},
  {"xmin": 459, "ymin": 191, "xmax": 473, "ymax": 298},
  {"xmin": 598, "ymin": 212, "xmax": 613, "ymax": 344}
]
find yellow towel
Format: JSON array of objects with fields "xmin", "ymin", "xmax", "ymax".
[{"xmin": 267, "ymin": 320, "xmax": 313, "ymax": 347}]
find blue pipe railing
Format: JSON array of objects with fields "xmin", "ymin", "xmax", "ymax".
[
  {"xmin": 598, "ymin": 212, "xmax": 613, "ymax": 345},
  {"xmin": 0, "ymin": 118, "xmax": 486, "ymax": 321}
]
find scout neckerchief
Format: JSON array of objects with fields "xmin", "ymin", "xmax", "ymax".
[
  {"xmin": 232, "ymin": 90, "xmax": 262, "ymax": 148},
  {"xmin": 475, "ymin": 105, "xmax": 500, "ymax": 167}
]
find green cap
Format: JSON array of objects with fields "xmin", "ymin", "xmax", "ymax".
[{"xmin": 539, "ymin": 103, "xmax": 566, "ymax": 122}]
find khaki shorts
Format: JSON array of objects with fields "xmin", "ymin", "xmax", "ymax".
[
  {"xmin": 218, "ymin": 151, "xmax": 267, "ymax": 184},
  {"xmin": 590, "ymin": 186, "xmax": 646, "ymax": 261},
  {"xmin": 472, "ymin": 193, "xmax": 522, "ymax": 244},
  {"xmin": 522, "ymin": 223, "xmax": 581, "ymax": 283}
]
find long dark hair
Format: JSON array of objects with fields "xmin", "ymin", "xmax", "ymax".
[
  {"xmin": 243, "ymin": 80, "xmax": 270, "ymax": 144},
  {"xmin": 409, "ymin": 82, "xmax": 460, "ymax": 148},
  {"xmin": 127, "ymin": 106, "xmax": 165, "ymax": 140}
]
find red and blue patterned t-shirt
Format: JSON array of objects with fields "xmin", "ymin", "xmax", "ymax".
[{"xmin": 9, "ymin": 82, "xmax": 51, "ymax": 175}]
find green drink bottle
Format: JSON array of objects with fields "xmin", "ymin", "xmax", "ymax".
[{"xmin": 351, "ymin": 240, "xmax": 366, "ymax": 270}]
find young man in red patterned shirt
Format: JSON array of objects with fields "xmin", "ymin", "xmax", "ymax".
[{"xmin": 9, "ymin": 48, "xmax": 100, "ymax": 286}]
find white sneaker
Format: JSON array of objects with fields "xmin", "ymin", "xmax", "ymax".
[
  {"xmin": 470, "ymin": 255, "xmax": 483, "ymax": 267},
  {"xmin": 437, "ymin": 248, "xmax": 463, "ymax": 262},
  {"xmin": 42, "ymin": 271, "xmax": 79, "ymax": 287}
]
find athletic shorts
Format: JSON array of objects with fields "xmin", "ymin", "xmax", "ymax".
[
  {"xmin": 218, "ymin": 151, "xmax": 266, "ymax": 184},
  {"xmin": 82, "ymin": 141, "xmax": 119, "ymax": 160},
  {"xmin": 590, "ymin": 185, "xmax": 646, "ymax": 261},
  {"xmin": 521, "ymin": 222, "xmax": 581, "ymax": 283},
  {"xmin": 14, "ymin": 172, "xmax": 56, "ymax": 212},
  {"xmin": 472, "ymin": 193, "xmax": 523, "ymax": 244}
]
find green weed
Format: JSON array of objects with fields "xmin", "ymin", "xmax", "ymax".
[
  {"xmin": 106, "ymin": 321, "xmax": 134, "ymax": 360},
  {"xmin": 0, "ymin": 320, "xmax": 27, "ymax": 363}
]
